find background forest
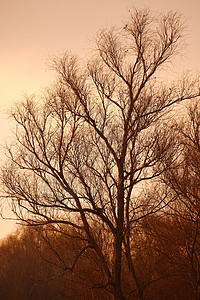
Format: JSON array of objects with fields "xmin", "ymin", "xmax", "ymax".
[{"xmin": 1, "ymin": 7, "xmax": 200, "ymax": 300}]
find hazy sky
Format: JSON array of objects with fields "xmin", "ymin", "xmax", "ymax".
[{"xmin": 0, "ymin": 0, "xmax": 200, "ymax": 238}]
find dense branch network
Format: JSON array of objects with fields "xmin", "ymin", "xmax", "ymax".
[{"xmin": 1, "ymin": 8, "xmax": 200, "ymax": 300}]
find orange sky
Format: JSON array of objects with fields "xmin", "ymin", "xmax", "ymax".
[{"xmin": 0, "ymin": 0, "xmax": 200, "ymax": 239}]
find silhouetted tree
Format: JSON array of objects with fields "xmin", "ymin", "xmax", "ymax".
[
  {"xmin": 135, "ymin": 215, "xmax": 195, "ymax": 299},
  {"xmin": 162, "ymin": 100, "xmax": 200, "ymax": 299},
  {"xmin": 1, "ymin": 8, "xmax": 200, "ymax": 299}
]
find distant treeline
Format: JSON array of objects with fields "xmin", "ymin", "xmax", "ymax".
[{"xmin": 0, "ymin": 214, "xmax": 198, "ymax": 300}]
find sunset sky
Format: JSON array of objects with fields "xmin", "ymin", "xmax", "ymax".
[{"xmin": 0, "ymin": 0, "xmax": 200, "ymax": 238}]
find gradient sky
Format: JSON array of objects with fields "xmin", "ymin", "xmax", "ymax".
[{"xmin": 0, "ymin": 0, "xmax": 200, "ymax": 239}]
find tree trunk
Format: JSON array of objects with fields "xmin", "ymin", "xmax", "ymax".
[
  {"xmin": 113, "ymin": 235, "xmax": 125, "ymax": 300},
  {"xmin": 124, "ymin": 239, "xmax": 144, "ymax": 300}
]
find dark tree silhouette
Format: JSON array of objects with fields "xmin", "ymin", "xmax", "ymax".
[
  {"xmin": 1, "ymin": 8, "xmax": 200, "ymax": 300},
  {"xmin": 162, "ymin": 100, "xmax": 200, "ymax": 298}
]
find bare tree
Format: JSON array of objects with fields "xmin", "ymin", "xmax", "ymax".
[
  {"xmin": 162, "ymin": 100, "xmax": 200, "ymax": 299},
  {"xmin": 1, "ymin": 8, "xmax": 200, "ymax": 299}
]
